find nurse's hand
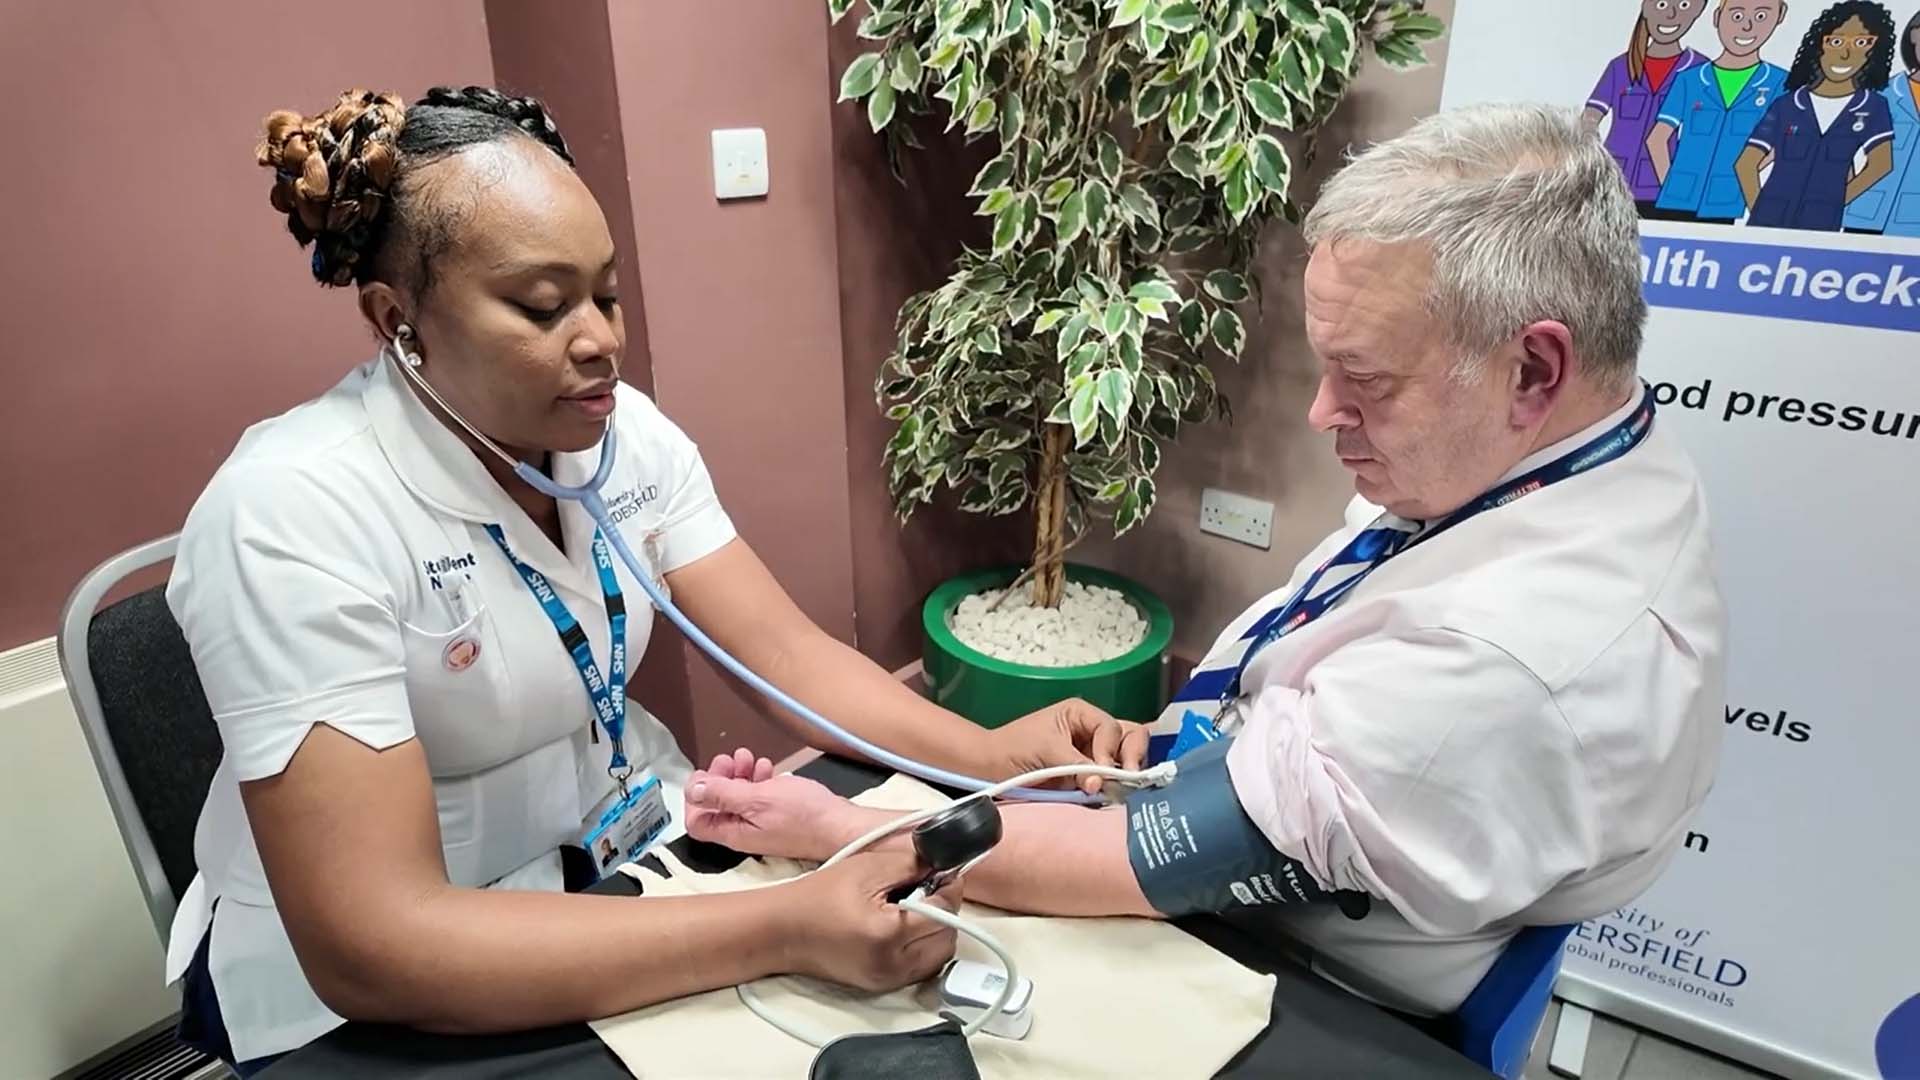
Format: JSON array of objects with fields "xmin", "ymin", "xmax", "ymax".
[
  {"xmin": 685, "ymin": 757, "xmax": 854, "ymax": 862},
  {"xmin": 989, "ymin": 698, "xmax": 1150, "ymax": 795},
  {"xmin": 786, "ymin": 849, "xmax": 961, "ymax": 992}
]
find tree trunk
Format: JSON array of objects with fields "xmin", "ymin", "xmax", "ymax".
[{"xmin": 1030, "ymin": 424, "xmax": 1069, "ymax": 608}]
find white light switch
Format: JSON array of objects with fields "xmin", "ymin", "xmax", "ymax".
[
  {"xmin": 711, "ymin": 128, "xmax": 769, "ymax": 200},
  {"xmin": 1199, "ymin": 488, "xmax": 1275, "ymax": 549}
]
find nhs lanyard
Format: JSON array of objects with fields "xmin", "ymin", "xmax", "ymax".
[
  {"xmin": 1197, "ymin": 385, "xmax": 1656, "ymax": 713},
  {"xmin": 483, "ymin": 524, "xmax": 632, "ymax": 787}
]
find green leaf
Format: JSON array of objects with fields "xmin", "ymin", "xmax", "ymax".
[
  {"xmin": 1169, "ymin": 84, "xmax": 1201, "ymax": 137},
  {"xmin": 1027, "ymin": 9, "xmax": 1046, "ymax": 50},
  {"xmin": 1277, "ymin": 38, "xmax": 1312, "ymax": 102},
  {"xmin": 974, "ymin": 328, "xmax": 1002, "ymax": 355},
  {"xmin": 1128, "ymin": 279, "xmax": 1181, "ymax": 303},
  {"xmin": 1275, "ymin": 0, "xmax": 1317, "ymax": 26},
  {"xmin": 1110, "ymin": 0, "xmax": 1152, "ymax": 28},
  {"xmin": 1000, "ymin": 90, "xmax": 1025, "ymax": 142},
  {"xmin": 1154, "ymin": 1, "xmax": 1201, "ymax": 32},
  {"xmin": 1250, "ymin": 133, "xmax": 1292, "ymax": 196},
  {"xmin": 1179, "ymin": 31, "xmax": 1210, "ymax": 73},
  {"xmin": 1033, "ymin": 308, "xmax": 1071, "ymax": 333},
  {"xmin": 1116, "ymin": 332, "xmax": 1144, "ymax": 375},
  {"xmin": 1165, "ymin": 197, "xmax": 1203, "ymax": 229},
  {"xmin": 1101, "ymin": 300, "xmax": 1131, "ymax": 338},
  {"xmin": 867, "ymin": 81, "xmax": 897, "ymax": 132},
  {"xmin": 1134, "ymin": 82, "xmax": 1175, "ymax": 123},
  {"xmin": 1113, "ymin": 487, "xmax": 1143, "ymax": 533},
  {"xmin": 1098, "ymin": 133, "xmax": 1124, "ymax": 185},
  {"xmin": 1246, "ymin": 80, "xmax": 1293, "ymax": 127},
  {"xmin": 1083, "ymin": 180, "xmax": 1111, "ymax": 233},
  {"xmin": 956, "ymin": 4, "xmax": 994, "ymax": 39},
  {"xmin": 1042, "ymin": 177, "xmax": 1076, "ymax": 205},
  {"xmin": 1204, "ymin": 269, "xmax": 1250, "ymax": 303},
  {"xmin": 839, "ymin": 53, "xmax": 885, "ymax": 101},
  {"xmin": 991, "ymin": 199, "xmax": 1024, "ymax": 255},
  {"xmin": 891, "ymin": 48, "xmax": 923, "ymax": 91},
  {"xmin": 1168, "ymin": 144, "xmax": 1204, "ymax": 180},
  {"xmin": 1096, "ymin": 479, "xmax": 1128, "ymax": 501},
  {"xmin": 1212, "ymin": 141, "xmax": 1247, "ymax": 176},
  {"xmin": 970, "ymin": 154, "xmax": 1014, "ymax": 196},
  {"xmin": 859, "ymin": 9, "xmax": 908, "ymax": 38},
  {"xmin": 1057, "ymin": 312, "xmax": 1092, "ymax": 358},
  {"xmin": 1045, "ymin": 395, "xmax": 1074, "ymax": 424},
  {"xmin": 1294, "ymin": 32, "xmax": 1326, "ymax": 86},
  {"xmin": 829, "ymin": 0, "xmax": 856, "ymax": 23},
  {"xmin": 1317, "ymin": 8, "xmax": 1357, "ymax": 75},
  {"xmin": 1178, "ymin": 299, "xmax": 1207, "ymax": 347},
  {"xmin": 1141, "ymin": 22, "xmax": 1170, "ymax": 56},
  {"xmin": 885, "ymin": 402, "xmax": 912, "ymax": 420},
  {"xmin": 1000, "ymin": 0, "xmax": 1027, "ymax": 40},
  {"xmin": 1119, "ymin": 183, "xmax": 1159, "ymax": 227},
  {"xmin": 1065, "ymin": 341, "xmax": 1104, "ymax": 378},
  {"xmin": 1223, "ymin": 157, "xmax": 1254, "ymax": 221},
  {"xmin": 964, "ymin": 96, "xmax": 998, "ymax": 134},
  {"xmin": 927, "ymin": 37, "xmax": 966, "ymax": 73},
  {"xmin": 1008, "ymin": 284, "xmax": 1037, "ymax": 324},
  {"xmin": 1056, "ymin": 187, "xmax": 1088, "ymax": 246},
  {"xmin": 1030, "ymin": 0, "xmax": 1056, "ymax": 37},
  {"xmin": 1069, "ymin": 380, "xmax": 1100, "ymax": 445},
  {"xmin": 1095, "ymin": 368, "xmax": 1134, "ymax": 423},
  {"xmin": 1393, "ymin": 10, "xmax": 1447, "ymax": 40},
  {"xmin": 1211, "ymin": 307, "xmax": 1247, "ymax": 356},
  {"xmin": 978, "ymin": 187, "xmax": 1015, "ymax": 215}
]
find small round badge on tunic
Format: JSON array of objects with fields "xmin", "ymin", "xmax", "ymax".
[{"xmin": 443, "ymin": 636, "xmax": 482, "ymax": 672}]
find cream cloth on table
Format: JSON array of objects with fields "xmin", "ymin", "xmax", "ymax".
[{"xmin": 589, "ymin": 775, "xmax": 1275, "ymax": 1079}]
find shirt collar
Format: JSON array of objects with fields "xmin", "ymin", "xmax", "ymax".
[
  {"xmin": 1495, "ymin": 385, "xmax": 1646, "ymax": 488},
  {"xmin": 363, "ymin": 352, "xmax": 601, "ymax": 597}
]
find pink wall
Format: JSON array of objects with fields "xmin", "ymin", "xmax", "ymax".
[
  {"xmin": 604, "ymin": 0, "xmax": 859, "ymax": 763},
  {"xmin": 0, "ymin": 0, "xmax": 495, "ymax": 650},
  {"xmin": 826, "ymin": 19, "xmax": 1031, "ymax": 671}
]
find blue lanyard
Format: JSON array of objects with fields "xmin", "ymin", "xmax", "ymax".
[
  {"xmin": 483, "ymin": 525, "xmax": 631, "ymax": 784},
  {"xmin": 1212, "ymin": 384, "xmax": 1656, "ymax": 710}
]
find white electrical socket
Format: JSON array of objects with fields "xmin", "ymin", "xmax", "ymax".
[
  {"xmin": 1199, "ymin": 488, "xmax": 1274, "ymax": 549},
  {"xmin": 711, "ymin": 128, "xmax": 769, "ymax": 200}
]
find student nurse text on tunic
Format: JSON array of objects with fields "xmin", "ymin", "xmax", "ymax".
[{"xmin": 163, "ymin": 87, "xmax": 1147, "ymax": 1069}]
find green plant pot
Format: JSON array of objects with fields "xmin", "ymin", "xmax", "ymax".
[{"xmin": 921, "ymin": 564, "xmax": 1173, "ymax": 729}]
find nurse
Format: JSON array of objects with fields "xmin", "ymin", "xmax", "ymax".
[
  {"xmin": 1644, "ymin": 0, "xmax": 1791, "ymax": 224},
  {"xmin": 1582, "ymin": 0, "xmax": 1710, "ymax": 212},
  {"xmin": 1842, "ymin": 9, "xmax": 1920, "ymax": 235},
  {"xmin": 165, "ymin": 86, "xmax": 1145, "ymax": 1073},
  {"xmin": 1737, "ymin": 2, "xmax": 1898, "ymax": 230}
]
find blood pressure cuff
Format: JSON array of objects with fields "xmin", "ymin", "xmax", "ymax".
[{"xmin": 1125, "ymin": 736, "xmax": 1372, "ymax": 920}]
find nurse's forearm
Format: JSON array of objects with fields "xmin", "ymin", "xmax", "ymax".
[
  {"xmin": 310, "ymin": 883, "xmax": 805, "ymax": 1033},
  {"xmin": 1734, "ymin": 146, "xmax": 1764, "ymax": 208},
  {"xmin": 1847, "ymin": 144, "xmax": 1895, "ymax": 203},
  {"xmin": 1644, "ymin": 121, "xmax": 1676, "ymax": 184}
]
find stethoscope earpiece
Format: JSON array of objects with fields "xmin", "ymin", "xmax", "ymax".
[{"xmin": 393, "ymin": 324, "xmax": 424, "ymax": 369}]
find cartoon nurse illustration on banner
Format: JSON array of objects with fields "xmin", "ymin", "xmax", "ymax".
[{"xmin": 1581, "ymin": 0, "xmax": 1920, "ymax": 235}]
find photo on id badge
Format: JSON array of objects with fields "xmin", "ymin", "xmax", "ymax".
[{"xmin": 1579, "ymin": 0, "xmax": 1919, "ymax": 237}]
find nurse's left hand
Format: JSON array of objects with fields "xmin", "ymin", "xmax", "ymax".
[{"xmin": 989, "ymin": 698, "xmax": 1150, "ymax": 796}]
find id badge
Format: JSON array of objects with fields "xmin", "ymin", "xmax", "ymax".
[
  {"xmin": 1166, "ymin": 709, "xmax": 1224, "ymax": 763},
  {"xmin": 567, "ymin": 773, "xmax": 670, "ymax": 886}
]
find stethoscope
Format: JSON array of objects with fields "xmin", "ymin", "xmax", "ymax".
[{"xmin": 386, "ymin": 327, "xmax": 1179, "ymax": 1048}]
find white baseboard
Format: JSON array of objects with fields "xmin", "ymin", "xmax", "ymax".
[{"xmin": 0, "ymin": 637, "xmax": 180, "ymax": 1078}]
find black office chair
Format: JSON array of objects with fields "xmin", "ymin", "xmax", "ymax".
[{"xmin": 57, "ymin": 535, "xmax": 224, "ymax": 943}]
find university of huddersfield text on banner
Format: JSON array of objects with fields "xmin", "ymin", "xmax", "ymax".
[{"xmin": 1640, "ymin": 236, "xmax": 1920, "ymax": 334}]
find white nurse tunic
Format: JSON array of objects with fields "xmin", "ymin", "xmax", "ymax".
[{"xmin": 163, "ymin": 355, "xmax": 736, "ymax": 1061}]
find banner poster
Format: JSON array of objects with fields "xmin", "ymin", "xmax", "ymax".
[{"xmin": 1440, "ymin": 3, "xmax": 1920, "ymax": 1077}]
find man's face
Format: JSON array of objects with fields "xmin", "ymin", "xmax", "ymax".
[{"xmin": 1301, "ymin": 240, "xmax": 1531, "ymax": 520}]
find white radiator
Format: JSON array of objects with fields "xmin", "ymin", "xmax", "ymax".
[{"xmin": 0, "ymin": 637, "xmax": 179, "ymax": 1078}]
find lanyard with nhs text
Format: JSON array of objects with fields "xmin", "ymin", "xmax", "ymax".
[
  {"xmin": 484, "ymin": 525, "xmax": 632, "ymax": 789},
  {"xmin": 1188, "ymin": 383, "xmax": 1657, "ymax": 721}
]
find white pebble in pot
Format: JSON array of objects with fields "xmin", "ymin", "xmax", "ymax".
[{"xmin": 950, "ymin": 582, "xmax": 1147, "ymax": 667}]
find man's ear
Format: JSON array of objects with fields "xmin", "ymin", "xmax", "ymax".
[
  {"xmin": 1511, "ymin": 319, "xmax": 1574, "ymax": 429},
  {"xmin": 359, "ymin": 282, "xmax": 410, "ymax": 341}
]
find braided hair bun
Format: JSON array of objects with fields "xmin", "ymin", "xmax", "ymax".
[
  {"xmin": 258, "ymin": 90, "xmax": 406, "ymax": 287},
  {"xmin": 258, "ymin": 85, "xmax": 574, "ymax": 288}
]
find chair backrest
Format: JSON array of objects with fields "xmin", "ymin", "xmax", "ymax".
[
  {"xmin": 1449, "ymin": 923, "xmax": 1576, "ymax": 1080},
  {"xmin": 56, "ymin": 535, "xmax": 224, "ymax": 943}
]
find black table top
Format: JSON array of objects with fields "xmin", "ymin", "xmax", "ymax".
[{"xmin": 264, "ymin": 757, "xmax": 1489, "ymax": 1079}]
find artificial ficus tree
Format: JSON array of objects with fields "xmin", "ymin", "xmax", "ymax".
[{"xmin": 840, "ymin": 0, "xmax": 1443, "ymax": 606}]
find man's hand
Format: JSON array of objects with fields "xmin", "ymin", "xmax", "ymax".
[
  {"xmin": 685, "ymin": 749, "xmax": 860, "ymax": 862},
  {"xmin": 988, "ymin": 698, "xmax": 1150, "ymax": 795}
]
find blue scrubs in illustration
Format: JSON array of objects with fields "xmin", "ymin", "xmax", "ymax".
[
  {"xmin": 1645, "ymin": 0, "xmax": 1792, "ymax": 222},
  {"xmin": 1842, "ymin": 8, "xmax": 1920, "ymax": 234},
  {"xmin": 1738, "ymin": 2, "xmax": 1899, "ymax": 230}
]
